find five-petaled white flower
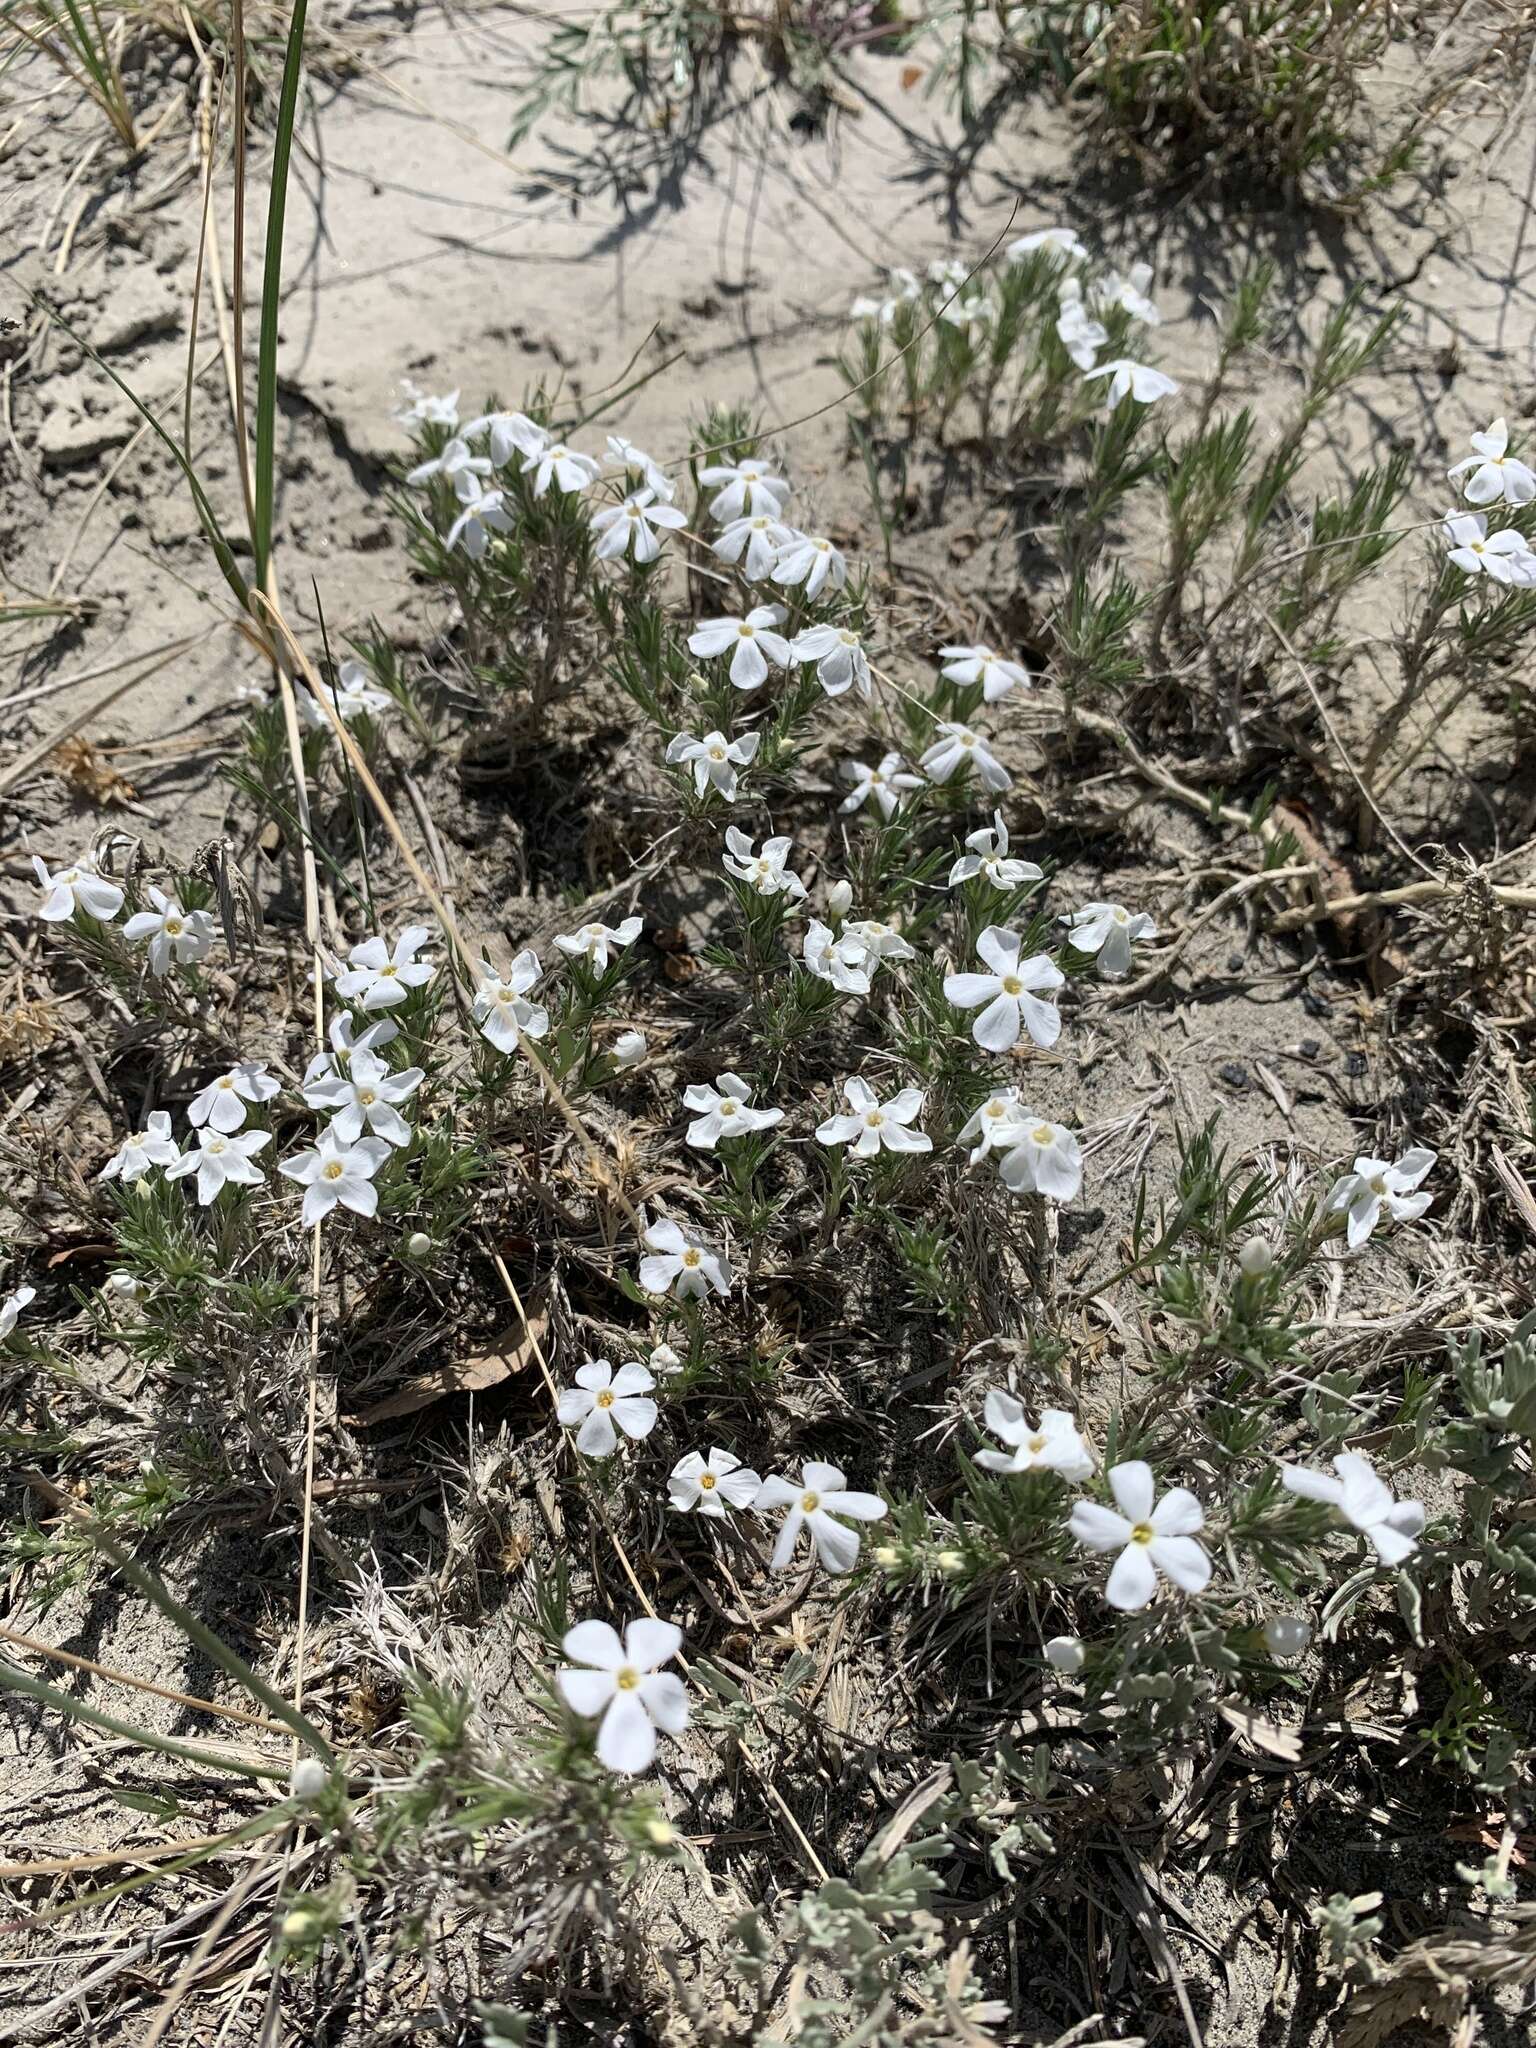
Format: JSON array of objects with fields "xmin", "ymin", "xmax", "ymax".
[
  {"xmin": 304, "ymin": 1047, "xmax": 422, "ymax": 1147},
  {"xmin": 613, "ymin": 1028, "xmax": 646, "ymax": 1067},
  {"xmin": 669, "ymin": 1446, "xmax": 762, "ymax": 1517},
  {"xmin": 1326, "ymin": 1146, "xmax": 1435, "ymax": 1249},
  {"xmin": 665, "ymin": 728, "xmax": 759, "ymax": 802},
  {"xmin": 699, "ymin": 460, "xmax": 790, "ymax": 523},
  {"xmin": 32, "ymin": 854, "xmax": 123, "ymax": 924},
  {"xmin": 687, "ymin": 606, "xmax": 792, "ymax": 691},
  {"xmin": 0, "ymin": 1285, "xmax": 36, "ymax": 1342},
  {"xmin": 591, "ymin": 489, "xmax": 687, "ymax": 563},
  {"xmin": 840, "ymin": 752, "xmax": 923, "ymax": 819},
  {"xmin": 1448, "ymin": 417, "xmax": 1536, "ymax": 508},
  {"xmin": 298, "ymin": 660, "xmax": 393, "ymax": 729},
  {"xmin": 975, "ymin": 1393, "xmax": 1094, "ymax": 1479},
  {"xmin": 557, "ymin": 1616, "xmax": 687, "ymax": 1775},
  {"xmin": 1443, "ymin": 511, "xmax": 1536, "ymax": 585},
  {"xmin": 606, "ymin": 434, "xmax": 675, "ymax": 501},
  {"xmin": 333, "ymin": 926, "xmax": 435, "ymax": 1011},
  {"xmin": 446, "ymin": 472, "xmax": 512, "ymax": 558},
  {"xmin": 1070, "ymin": 1461, "xmax": 1212, "ymax": 1611},
  {"xmin": 553, "ymin": 917, "xmax": 643, "ymax": 973},
  {"xmin": 773, "ymin": 532, "xmax": 847, "ymax": 598},
  {"xmin": 279, "ymin": 1128, "xmax": 390, "ymax": 1227},
  {"xmin": 639, "ymin": 1218, "xmax": 732, "ymax": 1299},
  {"xmin": 166, "ymin": 1128, "xmax": 271, "ymax": 1206},
  {"xmin": 802, "ymin": 918, "xmax": 873, "ymax": 995},
  {"xmin": 754, "ymin": 1461, "xmax": 887, "ymax": 1575},
  {"xmin": 463, "ymin": 410, "xmax": 546, "ymax": 467},
  {"xmin": 101, "ymin": 1111, "xmax": 181, "ymax": 1185},
  {"xmin": 945, "ymin": 928, "xmax": 1064, "ymax": 1052},
  {"xmin": 949, "ymin": 812, "xmax": 1043, "ymax": 891},
  {"xmin": 841, "ymin": 918, "xmax": 915, "ymax": 969},
  {"xmin": 523, "ymin": 440, "xmax": 600, "ymax": 498},
  {"xmin": 850, "ymin": 267, "xmax": 922, "ymax": 322},
  {"xmin": 189, "ymin": 1060, "xmax": 280, "ymax": 1134},
  {"xmin": 791, "ymin": 624, "xmax": 871, "ymax": 699},
  {"xmin": 1008, "ymin": 226, "xmax": 1085, "ymax": 265},
  {"xmin": 557, "ymin": 1360, "xmax": 658, "ymax": 1457},
  {"xmin": 303, "ymin": 1012, "xmax": 398, "ymax": 1092},
  {"xmin": 472, "ymin": 951, "xmax": 549, "ymax": 1052},
  {"xmin": 1280, "ymin": 1450, "xmax": 1426, "ymax": 1566},
  {"xmin": 406, "ymin": 436, "xmax": 490, "ymax": 489},
  {"xmin": 956, "ymin": 1089, "xmax": 1026, "ymax": 1162},
  {"xmin": 650, "ymin": 1341, "xmax": 684, "ymax": 1377},
  {"xmin": 123, "ymin": 889, "xmax": 217, "ymax": 976},
  {"xmin": 396, "ymin": 382, "xmax": 458, "ymax": 428},
  {"xmin": 713, "ymin": 513, "xmax": 794, "ymax": 581},
  {"xmin": 940, "ymin": 643, "xmax": 1030, "ymax": 701},
  {"xmin": 683, "ymin": 1072, "xmax": 783, "ymax": 1150},
  {"xmin": 1085, "ymin": 359, "xmax": 1179, "ymax": 407},
  {"xmin": 1097, "ymin": 262, "xmax": 1160, "ymax": 324},
  {"xmin": 816, "ymin": 1076, "xmax": 932, "ymax": 1158},
  {"xmin": 997, "ymin": 1114, "xmax": 1083, "ymax": 1202},
  {"xmin": 919, "ymin": 722, "xmax": 1012, "ymax": 792},
  {"xmin": 1056, "ymin": 283, "xmax": 1108, "ymax": 371},
  {"xmin": 1063, "ymin": 901, "xmax": 1157, "ymax": 978},
  {"xmin": 723, "ymin": 827, "xmax": 806, "ymax": 900}
]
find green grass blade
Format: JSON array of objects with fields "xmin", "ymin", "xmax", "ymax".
[
  {"xmin": 0, "ymin": 1656, "xmax": 291, "ymax": 1781},
  {"xmin": 252, "ymin": 0, "xmax": 310, "ymax": 589}
]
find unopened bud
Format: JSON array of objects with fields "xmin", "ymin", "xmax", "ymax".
[
  {"xmin": 936, "ymin": 1548, "xmax": 965, "ymax": 1575},
  {"xmin": 282, "ymin": 1906, "xmax": 321, "ymax": 1943},
  {"xmin": 827, "ymin": 880, "xmax": 854, "ymax": 920},
  {"xmin": 872, "ymin": 1545, "xmax": 899, "ymax": 1568},
  {"xmin": 289, "ymin": 1757, "xmax": 327, "ymax": 1801},
  {"xmin": 1238, "ymin": 1235, "xmax": 1273, "ymax": 1276},
  {"xmin": 405, "ymin": 1231, "xmax": 432, "ymax": 1259},
  {"xmin": 1044, "ymin": 1635, "xmax": 1085, "ymax": 1675},
  {"xmin": 649, "ymin": 1343, "xmax": 683, "ymax": 1376},
  {"xmin": 644, "ymin": 1816, "xmax": 675, "ymax": 1847},
  {"xmin": 1262, "ymin": 1614, "xmax": 1311, "ymax": 1659},
  {"xmin": 613, "ymin": 1029, "xmax": 647, "ymax": 1068}
]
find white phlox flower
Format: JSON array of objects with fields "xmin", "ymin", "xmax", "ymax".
[
  {"xmin": 1070, "ymin": 1460, "xmax": 1212, "ymax": 1611},
  {"xmin": 32, "ymin": 853, "xmax": 123, "ymax": 923},
  {"xmin": 100, "ymin": 1111, "xmax": 180, "ymax": 1184},
  {"xmin": 850, "ymin": 267, "xmax": 922, "ymax": 322},
  {"xmin": 553, "ymin": 917, "xmax": 643, "ymax": 974},
  {"xmin": 405, "ymin": 436, "xmax": 490, "ymax": 489},
  {"xmin": 1281, "ymin": 1450, "xmax": 1426, "ymax": 1566},
  {"xmin": 919, "ymin": 722, "xmax": 1011, "ymax": 792},
  {"xmin": 713, "ymin": 513, "xmax": 794, "ymax": 582},
  {"xmin": 940, "ymin": 643, "xmax": 1030, "ymax": 702},
  {"xmin": 558, "ymin": 1359, "xmax": 657, "ymax": 1457},
  {"xmin": 464, "ymin": 410, "xmax": 547, "ymax": 467},
  {"xmin": 683, "ymin": 1072, "xmax": 783, "ymax": 1150},
  {"xmin": 1443, "ymin": 511, "xmax": 1536, "ymax": 585},
  {"xmin": 699, "ymin": 460, "xmax": 791, "ymax": 523},
  {"xmin": 1448, "ymin": 417, "xmax": 1536, "ymax": 508},
  {"xmin": 687, "ymin": 606, "xmax": 792, "ymax": 691},
  {"xmin": 1096, "ymin": 261, "xmax": 1160, "ymax": 324},
  {"xmin": 396, "ymin": 383, "xmax": 459, "ymax": 428},
  {"xmin": 557, "ymin": 1617, "xmax": 687, "ymax": 1774},
  {"xmin": 639, "ymin": 1218, "xmax": 732, "ymax": 1299},
  {"xmin": 944, "ymin": 927, "xmax": 1064, "ymax": 1052},
  {"xmin": 754, "ymin": 1460, "xmax": 887, "ymax": 1574},
  {"xmin": 802, "ymin": 919, "xmax": 873, "ymax": 995},
  {"xmin": 1326, "ymin": 1146, "xmax": 1435, "ymax": 1249},
  {"xmin": 949, "ymin": 812, "xmax": 1043, "ymax": 891},
  {"xmin": 446, "ymin": 472, "xmax": 512, "ymax": 558},
  {"xmin": 303, "ymin": 1012, "xmax": 398, "ymax": 1091},
  {"xmin": 815, "ymin": 1076, "xmax": 932, "ymax": 1158},
  {"xmin": 840, "ymin": 752, "xmax": 922, "ymax": 818},
  {"xmin": 591, "ymin": 488, "xmax": 686, "ymax": 563},
  {"xmin": 333, "ymin": 926, "xmax": 435, "ymax": 1011},
  {"xmin": 669, "ymin": 1446, "xmax": 761, "ymax": 1516},
  {"xmin": 723, "ymin": 827, "xmax": 806, "ymax": 901},
  {"xmin": 1056, "ymin": 278, "xmax": 1108, "ymax": 370},
  {"xmin": 773, "ymin": 532, "xmax": 847, "ymax": 598},
  {"xmin": 189, "ymin": 1060, "xmax": 280, "ymax": 1134},
  {"xmin": 298, "ymin": 661, "xmax": 393, "ymax": 729},
  {"xmin": 1063, "ymin": 901, "xmax": 1157, "ymax": 977},
  {"xmin": 792, "ymin": 623, "xmax": 871, "ymax": 699},
  {"xmin": 123, "ymin": 889, "xmax": 217, "ymax": 976},
  {"xmin": 0, "ymin": 1285, "xmax": 36, "ymax": 1341},
  {"xmin": 606, "ymin": 434, "xmax": 675, "ymax": 501},
  {"xmin": 304, "ymin": 1047, "xmax": 423, "ymax": 1146},
  {"xmin": 471, "ymin": 950, "xmax": 549, "ymax": 1054},
  {"xmin": 997, "ymin": 1114, "xmax": 1082, "ymax": 1201},
  {"xmin": 1085, "ymin": 359, "xmax": 1179, "ymax": 406},
  {"xmin": 665, "ymin": 728, "xmax": 759, "ymax": 802},
  {"xmin": 165, "ymin": 1128, "xmax": 271, "ymax": 1205},
  {"xmin": 649, "ymin": 1342, "xmax": 684, "ymax": 1377},
  {"xmin": 975, "ymin": 1393, "xmax": 1094, "ymax": 1479},
  {"xmin": 841, "ymin": 917, "xmax": 915, "ymax": 968},
  {"xmin": 279, "ymin": 1128, "xmax": 391, "ymax": 1226},
  {"xmin": 1008, "ymin": 227, "xmax": 1086, "ymax": 265},
  {"xmin": 523, "ymin": 440, "xmax": 601, "ymax": 497},
  {"xmin": 613, "ymin": 1029, "xmax": 647, "ymax": 1067},
  {"xmin": 956, "ymin": 1088, "xmax": 1025, "ymax": 1163}
]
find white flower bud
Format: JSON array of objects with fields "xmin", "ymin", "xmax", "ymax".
[
  {"xmin": 1238, "ymin": 1235, "xmax": 1273, "ymax": 1276},
  {"xmin": 405, "ymin": 1231, "xmax": 432, "ymax": 1259},
  {"xmin": 1262, "ymin": 1614, "xmax": 1311, "ymax": 1659},
  {"xmin": 827, "ymin": 880, "xmax": 854, "ymax": 920},
  {"xmin": 613, "ymin": 1029, "xmax": 647, "ymax": 1068},
  {"xmin": 936, "ymin": 1548, "xmax": 965, "ymax": 1575},
  {"xmin": 289, "ymin": 1757, "xmax": 328, "ymax": 1801},
  {"xmin": 1044, "ymin": 1635, "xmax": 1085, "ymax": 1674},
  {"xmin": 103, "ymin": 1270, "xmax": 144, "ymax": 1300},
  {"xmin": 649, "ymin": 1343, "xmax": 684, "ymax": 1376},
  {"xmin": 872, "ymin": 1545, "xmax": 899, "ymax": 1568},
  {"xmin": 644, "ymin": 1816, "xmax": 675, "ymax": 1847}
]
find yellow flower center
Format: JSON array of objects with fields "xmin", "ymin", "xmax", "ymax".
[
  {"xmin": 1130, "ymin": 1522, "xmax": 1155, "ymax": 1546},
  {"xmin": 165, "ymin": 918, "xmax": 183, "ymax": 936},
  {"xmin": 1027, "ymin": 1434, "xmax": 1046, "ymax": 1454},
  {"xmin": 1369, "ymin": 1174, "xmax": 1388, "ymax": 1195},
  {"xmin": 378, "ymin": 964, "xmax": 398, "ymax": 978},
  {"xmin": 1001, "ymin": 974, "xmax": 1023, "ymax": 996},
  {"xmin": 323, "ymin": 1161, "xmax": 344, "ymax": 1180},
  {"xmin": 800, "ymin": 1491, "xmax": 820, "ymax": 1512},
  {"xmin": 626, "ymin": 504, "xmax": 641, "ymax": 519},
  {"xmin": 207, "ymin": 1137, "xmax": 227, "ymax": 1153},
  {"xmin": 719, "ymin": 1099, "xmax": 738, "ymax": 1116},
  {"xmin": 739, "ymin": 624, "xmax": 756, "ymax": 639},
  {"xmin": 358, "ymin": 1088, "xmax": 376, "ymax": 1106},
  {"xmin": 839, "ymin": 630, "xmax": 857, "ymax": 646},
  {"xmin": 681, "ymin": 1248, "xmax": 702, "ymax": 1268},
  {"xmin": 596, "ymin": 1389, "xmax": 615, "ymax": 1408},
  {"xmin": 707, "ymin": 745, "xmax": 725, "ymax": 760},
  {"xmin": 614, "ymin": 1664, "xmax": 640, "ymax": 1690},
  {"xmin": 865, "ymin": 1110, "xmax": 885, "ymax": 1127},
  {"xmin": 1113, "ymin": 908, "xmax": 1129, "ymax": 924},
  {"xmin": 986, "ymin": 1101, "xmax": 1007, "ymax": 1119},
  {"xmin": 699, "ymin": 1472, "xmax": 718, "ymax": 1491},
  {"xmin": 218, "ymin": 1077, "xmax": 234, "ymax": 1090},
  {"xmin": 1031, "ymin": 1123, "xmax": 1054, "ymax": 1145}
]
